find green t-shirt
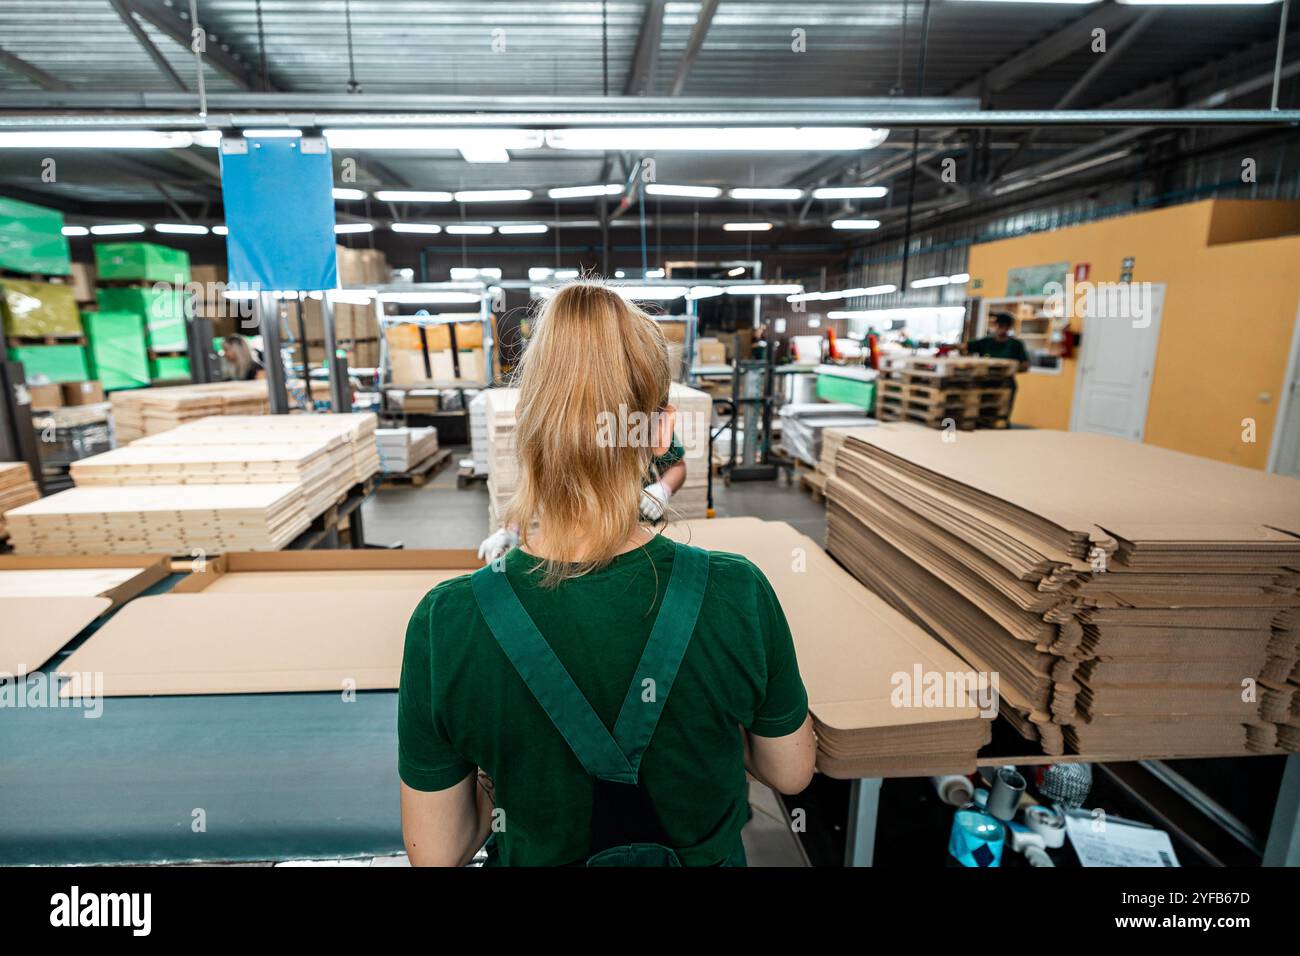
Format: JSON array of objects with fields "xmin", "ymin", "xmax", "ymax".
[
  {"xmin": 968, "ymin": 335, "xmax": 1029, "ymax": 364},
  {"xmin": 398, "ymin": 532, "xmax": 809, "ymax": 866}
]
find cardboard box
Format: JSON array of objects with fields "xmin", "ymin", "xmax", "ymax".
[
  {"xmin": 0, "ymin": 553, "xmax": 169, "ymax": 610},
  {"xmin": 70, "ymin": 262, "xmax": 96, "ymax": 303},
  {"xmin": 695, "ymin": 337, "xmax": 726, "ymax": 365},
  {"xmin": 28, "ymin": 382, "xmax": 63, "ymax": 409},
  {"xmin": 61, "ymin": 380, "xmax": 105, "ymax": 406}
]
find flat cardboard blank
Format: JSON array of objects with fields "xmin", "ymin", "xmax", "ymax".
[{"xmin": 2, "ymin": 597, "xmax": 111, "ymax": 676}]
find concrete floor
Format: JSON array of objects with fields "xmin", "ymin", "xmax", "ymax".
[{"xmin": 360, "ymin": 448, "xmax": 825, "ymax": 867}]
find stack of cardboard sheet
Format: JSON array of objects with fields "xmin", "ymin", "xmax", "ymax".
[
  {"xmin": 109, "ymin": 382, "xmax": 268, "ymax": 442},
  {"xmin": 820, "ymin": 424, "xmax": 1300, "ymax": 759},
  {"xmin": 4, "ymin": 483, "xmax": 310, "ymax": 555},
  {"xmin": 69, "ymin": 443, "xmax": 342, "ymax": 518},
  {"xmin": 0, "ymin": 462, "xmax": 40, "ymax": 538},
  {"xmin": 672, "ymin": 518, "xmax": 992, "ymax": 776},
  {"xmin": 468, "ymin": 390, "xmax": 490, "ymax": 476},
  {"xmin": 483, "ymin": 384, "xmax": 712, "ymax": 527},
  {"xmin": 876, "ymin": 355, "xmax": 1017, "ymax": 430},
  {"xmin": 375, "ymin": 427, "xmax": 439, "ymax": 473},
  {"xmin": 131, "ymin": 413, "xmax": 380, "ymax": 487},
  {"xmin": 777, "ymin": 402, "xmax": 873, "ymax": 466}
]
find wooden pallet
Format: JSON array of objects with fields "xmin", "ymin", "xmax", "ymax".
[
  {"xmin": 799, "ymin": 470, "xmax": 828, "ymax": 504},
  {"xmin": 881, "ymin": 355, "xmax": 1018, "ymax": 378},
  {"xmin": 879, "ymin": 380, "xmax": 1012, "ymax": 406},
  {"xmin": 6, "ymin": 333, "xmax": 87, "ymax": 346},
  {"xmin": 457, "ymin": 465, "xmax": 488, "ymax": 489},
  {"xmin": 380, "ymin": 447, "xmax": 452, "ymax": 488}
]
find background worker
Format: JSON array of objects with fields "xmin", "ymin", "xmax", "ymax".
[
  {"xmin": 399, "ymin": 282, "xmax": 815, "ymax": 867},
  {"xmin": 964, "ymin": 311, "xmax": 1030, "ymax": 417},
  {"xmin": 220, "ymin": 334, "xmax": 263, "ymax": 381}
]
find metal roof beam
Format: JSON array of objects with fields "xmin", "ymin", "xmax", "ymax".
[
  {"xmin": 0, "ymin": 46, "xmax": 72, "ymax": 91},
  {"xmin": 122, "ymin": 0, "xmax": 263, "ymax": 91},
  {"xmin": 108, "ymin": 0, "xmax": 188, "ymax": 92},
  {"xmin": 669, "ymin": 0, "xmax": 719, "ymax": 97},
  {"xmin": 625, "ymin": 0, "xmax": 667, "ymax": 96}
]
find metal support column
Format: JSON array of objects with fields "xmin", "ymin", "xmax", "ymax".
[
  {"xmin": 844, "ymin": 777, "xmax": 883, "ymax": 867},
  {"xmin": 185, "ymin": 314, "xmax": 219, "ymax": 384},
  {"xmin": 1263, "ymin": 753, "xmax": 1300, "ymax": 866},
  {"xmin": 257, "ymin": 292, "xmax": 290, "ymax": 414},
  {"xmin": 320, "ymin": 294, "xmax": 352, "ymax": 413},
  {"xmin": 0, "ymin": 359, "xmax": 45, "ymax": 494}
]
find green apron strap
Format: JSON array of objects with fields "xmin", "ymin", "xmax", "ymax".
[
  {"xmin": 612, "ymin": 543, "xmax": 710, "ymax": 772},
  {"xmin": 471, "ymin": 566, "xmax": 636, "ymax": 783}
]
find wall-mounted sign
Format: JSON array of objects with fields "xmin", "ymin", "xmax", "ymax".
[
  {"xmin": 1074, "ymin": 263, "xmax": 1090, "ymax": 282},
  {"xmin": 1007, "ymin": 262, "xmax": 1069, "ymax": 297}
]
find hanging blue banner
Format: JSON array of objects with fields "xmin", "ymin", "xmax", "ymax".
[{"xmin": 219, "ymin": 135, "xmax": 337, "ymax": 292}]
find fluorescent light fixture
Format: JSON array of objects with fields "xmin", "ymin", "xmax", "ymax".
[
  {"xmin": 334, "ymin": 223, "xmax": 374, "ymax": 234},
  {"xmin": 910, "ymin": 275, "xmax": 952, "ymax": 289},
  {"xmin": 446, "ymin": 224, "xmax": 494, "ymax": 235},
  {"xmin": 949, "ymin": 273, "xmax": 970, "ymax": 284},
  {"xmin": 61, "ymin": 226, "xmax": 89, "ymax": 237},
  {"xmin": 831, "ymin": 219, "xmax": 881, "ymax": 230},
  {"xmin": 813, "ymin": 186, "xmax": 889, "ymax": 199},
  {"xmin": 723, "ymin": 222, "xmax": 774, "ymax": 232},
  {"xmin": 555, "ymin": 269, "xmax": 580, "ymax": 280},
  {"xmin": 688, "ymin": 286, "xmax": 725, "ymax": 299},
  {"xmin": 333, "ymin": 187, "xmax": 367, "ymax": 200},
  {"xmin": 615, "ymin": 286, "xmax": 690, "ymax": 300},
  {"xmin": 729, "ymin": 187, "xmax": 804, "ymax": 200},
  {"xmin": 994, "ymin": 149, "xmax": 1132, "ymax": 195},
  {"xmin": 154, "ymin": 223, "xmax": 209, "ymax": 235},
  {"xmin": 89, "ymin": 223, "xmax": 145, "ymax": 235},
  {"xmin": 0, "ymin": 131, "xmax": 193, "ymax": 149},
  {"xmin": 951, "ymin": 0, "xmax": 1098, "ymax": 3},
  {"xmin": 192, "ymin": 130, "xmax": 223, "ymax": 148},
  {"xmin": 727, "ymin": 266, "xmax": 746, "ymax": 277},
  {"xmin": 548, "ymin": 184, "xmax": 623, "ymax": 199},
  {"xmin": 327, "ymin": 289, "xmax": 378, "ymax": 304},
  {"xmin": 528, "ymin": 267, "xmax": 553, "ymax": 281},
  {"xmin": 725, "ymin": 284, "xmax": 804, "ymax": 296},
  {"xmin": 645, "ymin": 268, "xmax": 666, "ymax": 279},
  {"xmin": 546, "ymin": 127, "xmax": 887, "ymax": 152},
  {"xmin": 497, "ymin": 223, "xmax": 549, "ymax": 235},
  {"xmin": 450, "ymin": 267, "xmax": 502, "ymax": 281},
  {"xmin": 454, "ymin": 189, "xmax": 533, "ymax": 203},
  {"xmin": 390, "ymin": 222, "xmax": 443, "ymax": 234},
  {"xmin": 375, "ymin": 190, "xmax": 453, "ymax": 203},
  {"xmin": 323, "ymin": 129, "xmax": 544, "ymax": 160},
  {"xmin": 243, "ymin": 128, "xmax": 302, "ymax": 138},
  {"xmin": 1115, "ymin": 0, "xmax": 1276, "ymax": 4},
  {"xmin": 212, "ymin": 225, "xmax": 228, "ymax": 236},
  {"xmin": 378, "ymin": 291, "xmax": 482, "ymax": 304},
  {"xmin": 644, "ymin": 184, "xmax": 722, "ymax": 199},
  {"xmin": 828, "ymin": 306, "xmax": 967, "ymax": 321},
  {"xmin": 614, "ymin": 270, "xmax": 626, "ymax": 278}
]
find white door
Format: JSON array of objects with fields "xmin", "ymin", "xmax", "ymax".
[
  {"xmin": 1268, "ymin": 300, "xmax": 1300, "ymax": 478},
  {"xmin": 1069, "ymin": 283, "xmax": 1165, "ymax": 441}
]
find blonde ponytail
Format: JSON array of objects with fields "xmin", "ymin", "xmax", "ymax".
[{"xmin": 503, "ymin": 281, "xmax": 671, "ymax": 584}]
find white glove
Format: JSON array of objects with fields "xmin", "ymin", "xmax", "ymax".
[
  {"xmin": 640, "ymin": 481, "xmax": 672, "ymax": 521},
  {"xmin": 478, "ymin": 527, "xmax": 519, "ymax": 564}
]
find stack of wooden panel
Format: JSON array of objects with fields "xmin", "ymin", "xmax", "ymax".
[
  {"xmin": 4, "ymin": 483, "xmax": 310, "ymax": 555},
  {"xmin": 674, "ymin": 518, "xmax": 992, "ymax": 777},
  {"xmin": 69, "ymin": 443, "xmax": 341, "ymax": 518},
  {"xmin": 820, "ymin": 424, "xmax": 1300, "ymax": 759},
  {"xmin": 109, "ymin": 382, "xmax": 268, "ymax": 442},
  {"xmin": 375, "ymin": 427, "xmax": 439, "ymax": 473},
  {"xmin": 484, "ymin": 384, "xmax": 711, "ymax": 527},
  {"xmin": 0, "ymin": 462, "xmax": 41, "ymax": 538},
  {"xmin": 876, "ymin": 355, "xmax": 1017, "ymax": 430}
]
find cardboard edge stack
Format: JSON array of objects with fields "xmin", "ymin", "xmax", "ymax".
[
  {"xmin": 109, "ymin": 381, "xmax": 268, "ymax": 443},
  {"xmin": 484, "ymin": 384, "xmax": 712, "ymax": 527},
  {"xmin": 876, "ymin": 355, "xmax": 1017, "ymax": 430},
  {"xmin": 0, "ymin": 462, "xmax": 41, "ymax": 540},
  {"xmin": 5, "ymin": 413, "xmax": 380, "ymax": 556},
  {"xmin": 818, "ymin": 424, "xmax": 1300, "ymax": 759}
]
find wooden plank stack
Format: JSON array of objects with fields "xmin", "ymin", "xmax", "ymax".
[
  {"xmin": 109, "ymin": 381, "xmax": 268, "ymax": 442},
  {"xmin": 484, "ymin": 384, "xmax": 711, "ymax": 528},
  {"xmin": 375, "ymin": 427, "xmax": 440, "ymax": 473},
  {"xmin": 4, "ymin": 483, "xmax": 310, "ymax": 555},
  {"xmin": 876, "ymin": 355, "xmax": 1017, "ymax": 430},
  {"xmin": 819, "ymin": 424, "xmax": 1300, "ymax": 759},
  {"xmin": 0, "ymin": 462, "xmax": 41, "ymax": 538}
]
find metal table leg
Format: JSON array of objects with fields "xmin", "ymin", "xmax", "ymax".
[
  {"xmin": 844, "ymin": 777, "xmax": 882, "ymax": 867},
  {"xmin": 1263, "ymin": 753, "xmax": 1300, "ymax": 867},
  {"xmin": 348, "ymin": 501, "xmax": 367, "ymax": 549}
]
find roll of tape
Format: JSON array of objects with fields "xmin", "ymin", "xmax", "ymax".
[
  {"xmin": 1024, "ymin": 804, "xmax": 1066, "ymax": 848},
  {"xmin": 932, "ymin": 774, "xmax": 974, "ymax": 807}
]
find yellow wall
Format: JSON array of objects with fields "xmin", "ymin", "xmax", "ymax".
[{"xmin": 966, "ymin": 199, "xmax": 1300, "ymax": 469}]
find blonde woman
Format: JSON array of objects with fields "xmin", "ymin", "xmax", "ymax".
[
  {"xmin": 220, "ymin": 334, "xmax": 261, "ymax": 381},
  {"xmin": 399, "ymin": 282, "xmax": 815, "ymax": 867}
]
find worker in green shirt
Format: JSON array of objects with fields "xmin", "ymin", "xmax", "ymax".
[
  {"xmin": 965, "ymin": 311, "xmax": 1030, "ymax": 416},
  {"xmin": 399, "ymin": 281, "xmax": 815, "ymax": 867}
]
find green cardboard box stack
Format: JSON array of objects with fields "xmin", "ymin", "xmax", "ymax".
[
  {"xmin": 0, "ymin": 198, "xmax": 92, "ymax": 384},
  {"xmin": 91, "ymin": 241, "xmax": 192, "ymax": 385}
]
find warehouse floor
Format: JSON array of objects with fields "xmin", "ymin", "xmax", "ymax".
[{"xmin": 360, "ymin": 447, "xmax": 826, "ymax": 867}]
